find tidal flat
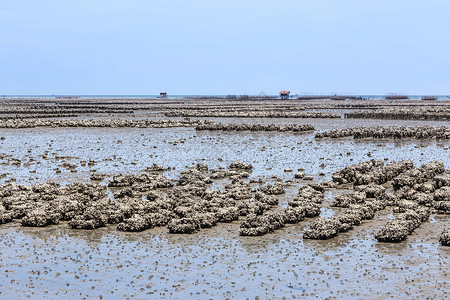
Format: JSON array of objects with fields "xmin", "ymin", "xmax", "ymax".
[{"xmin": 0, "ymin": 98, "xmax": 449, "ymax": 299}]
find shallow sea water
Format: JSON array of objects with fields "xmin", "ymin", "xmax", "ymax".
[{"xmin": 0, "ymin": 117, "xmax": 449, "ymax": 299}]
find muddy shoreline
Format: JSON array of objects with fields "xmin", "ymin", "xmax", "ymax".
[{"xmin": 0, "ymin": 98, "xmax": 449, "ymax": 298}]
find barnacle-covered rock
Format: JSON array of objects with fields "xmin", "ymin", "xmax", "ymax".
[{"xmin": 168, "ymin": 217, "xmax": 200, "ymax": 234}]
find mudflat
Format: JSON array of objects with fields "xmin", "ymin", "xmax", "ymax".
[{"xmin": 0, "ymin": 98, "xmax": 449, "ymax": 299}]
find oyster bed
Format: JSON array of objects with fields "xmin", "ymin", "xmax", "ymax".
[
  {"xmin": 0, "ymin": 98, "xmax": 449, "ymax": 298},
  {"xmin": 315, "ymin": 126, "xmax": 450, "ymax": 139},
  {"xmin": 345, "ymin": 107, "xmax": 450, "ymax": 121}
]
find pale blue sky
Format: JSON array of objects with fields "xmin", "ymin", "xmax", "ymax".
[{"xmin": 1, "ymin": 0, "xmax": 449, "ymax": 95}]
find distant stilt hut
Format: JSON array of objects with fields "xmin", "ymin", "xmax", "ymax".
[{"xmin": 279, "ymin": 91, "xmax": 290, "ymax": 100}]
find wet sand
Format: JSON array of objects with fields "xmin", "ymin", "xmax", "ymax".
[
  {"xmin": 1, "ymin": 216, "xmax": 448, "ymax": 299},
  {"xmin": 0, "ymin": 100, "xmax": 449, "ymax": 298}
]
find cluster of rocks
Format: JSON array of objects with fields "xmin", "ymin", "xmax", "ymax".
[
  {"xmin": 0, "ymin": 181, "xmax": 108, "ymax": 228},
  {"xmin": 0, "ymin": 119, "xmax": 215, "ymax": 129},
  {"xmin": 195, "ymin": 123, "xmax": 315, "ymax": 132},
  {"xmin": 1, "ymin": 154, "xmax": 448, "ymax": 245},
  {"xmin": 239, "ymin": 183, "xmax": 325, "ymax": 236},
  {"xmin": 304, "ymin": 160, "xmax": 448, "ymax": 242},
  {"xmin": 331, "ymin": 159, "xmax": 385, "ymax": 185},
  {"xmin": 375, "ymin": 209, "xmax": 431, "ymax": 242},
  {"xmin": 165, "ymin": 110, "xmax": 341, "ymax": 119},
  {"xmin": 345, "ymin": 107, "xmax": 450, "ymax": 121},
  {"xmin": 0, "ymin": 106, "xmax": 133, "ymax": 118},
  {"xmin": 315, "ymin": 126, "xmax": 450, "ymax": 140},
  {"xmin": 304, "ymin": 183, "xmax": 387, "ymax": 239},
  {"xmin": 393, "ymin": 161, "xmax": 445, "ymax": 190},
  {"xmin": 303, "ymin": 207, "xmax": 376, "ymax": 240},
  {"xmin": 373, "ymin": 162, "xmax": 447, "ymax": 242},
  {"xmin": 355, "ymin": 160, "xmax": 415, "ymax": 186},
  {"xmin": 0, "ymin": 161, "xmax": 293, "ymax": 234}
]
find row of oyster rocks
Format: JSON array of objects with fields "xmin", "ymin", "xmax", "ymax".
[
  {"xmin": 239, "ymin": 182, "xmax": 325, "ymax": 236},
  {"xmin": 315, "ymin": 126, "xmax": 450, "ymax": 139},
  {"xmin": 303, "ymin": 159, "xmax": 450, "ymax": 245},
  {"xmin": 0, "ymin": 161, "xmax": 290, "ymax": 234},
  {"xmin": 0, "ymin": 119, "xmax": 448, "ymax": 142},
  {"xmin": 344, "ymin": 107, "xmax": 450, "ymax": 121},
  {"xmin": 0, "ymin": 118, "xmax": 316, "ymax": 132},
  {"xmin": 0, "ymin": 105, "xmax": 133, "ymax": 115},
  {"xmin": 195, "ymin": 123, "xmax": 315, "ymax": 132},
  {"xmin": 106, "ymin": 158, "xmax": 450, "ymax": 246},
  {"xmin": 0, "ymin": 118, "xmax": 214, "ymax": 129},
  {"xmin": 1, "ymin": 158, "xmax": 449, "ymax": 245},
  {"xmin": 0, "ymin": 113, "xmax": 78, "ymax": 120},
  {"xmin": 164, "ymin": 110, "xmax": 341, "ymax": 118}
]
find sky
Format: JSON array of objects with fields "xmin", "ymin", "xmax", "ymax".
[{"xmin": 0, "ymin": 0, "xmax": 449, "ymax": 95}]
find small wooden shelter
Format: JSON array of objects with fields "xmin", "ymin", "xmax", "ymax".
[{"xmin": 279, "ymin": 91, "xmax": 290, "ymax": 100}]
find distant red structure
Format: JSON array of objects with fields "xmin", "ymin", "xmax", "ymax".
[{"xmin": 279, "ymin": 91, "xmax": 290, "ymax": 100}]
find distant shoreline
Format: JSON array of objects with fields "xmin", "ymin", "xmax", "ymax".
[{"xmin": 1, "ymin": 94, "xmax": 450, "ymax": 101}]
